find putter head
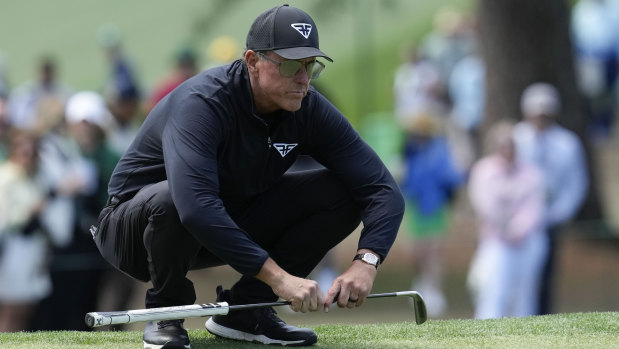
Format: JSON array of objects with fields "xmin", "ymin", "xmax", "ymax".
[{"xmin": 399, "ymin": 291, "xmax": 428, "ymax": 324}]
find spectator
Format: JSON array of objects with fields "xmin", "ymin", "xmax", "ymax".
[
  {"xmin": 418, "ymin": 7, "xmax": 476, "ymax": 88},
  {"xmin": 66, "ymin": 91, "xmax": 123, "ymax": 328},
  {"xmin": 0, "ymin": 130, "xmax": 50, "ymax": 332},
  {"xmin": 399, "ymin": 114, "xmax": 463, "ymax": 316},
  {"xmin": 513, "ymin": 82, "xmax": 589, "ymax": 315},
  {"xmin": 32, "ymin": 92, "xmax": 121, "ymax": 331},
  {"xmin": 203, "ymin": 35, "xmax": 240, "ymax": 70},
  {"xmin": 448, "ymin": 51, "xmax": 485, "ymax": 170},
  {"xmin": 68, "ymin": 91, "xmax": 132, "ymax": 325},
  {"xmin": 98, "ymin": 23, "xmax": 143, "ymax": 155},
  {"xmin": 6, "ymin": 56, "xmax": 72, "ymax": 131},
  {"xmin": 571, "ymin": 0, "xmax": 619, "ymax": 142},
  {"xmin": 33, "ymin": 96, "xmax": 93, "ymax": 250},
  {"xmin": 393, "ymin": 43, "xmax": 448, "ymax": 130},
  {"xmin": 467, "ymin": 121, "xmax": 547, "ymax": 319},
  {"xmin": 103, "ymin": 76, "xmax": 142, "ymax": 156},
  {"xmin": 65, "ymin": 92, "xmax": 121, "ymax": 214},
  {"xmin": 144, "ymin": 47, "xmax": 199, "ymax": 115}
]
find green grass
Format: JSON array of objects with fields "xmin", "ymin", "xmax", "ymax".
[{"xmin": 1, "ymin": 312, "xmax": 617, "ymax": 349}]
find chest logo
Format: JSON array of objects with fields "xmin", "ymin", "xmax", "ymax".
[
  {"xmin": 291, "ymin": 23, "xmax": 312, "ymax": 39},
  {"xmin": 273, "ymin": 143, "xmax": 298, "ymax": 157}
]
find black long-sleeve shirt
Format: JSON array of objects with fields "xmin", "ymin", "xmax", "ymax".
[{"xmin": 108, "ymin": 60, "xmax": 404, "ymax": 276}]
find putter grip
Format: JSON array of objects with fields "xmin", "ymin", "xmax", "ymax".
[{"xmin": 85, "ymin": 302, "xmax": 230, "ymax": 328}]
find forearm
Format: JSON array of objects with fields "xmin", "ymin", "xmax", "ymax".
[{"xmin": 255, "ymin": 257, "xmax": 287, "ymax": 294}]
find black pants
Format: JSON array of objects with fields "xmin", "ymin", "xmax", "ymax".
[
  {"xmin": 94, "ymin": 168, "xmax": 361, "ymax": 308},
  {"xmin": 537, "ymin": 225, "xmax": 559, "ymax": 315}
]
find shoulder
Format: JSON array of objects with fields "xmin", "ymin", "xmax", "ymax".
[
  {"xmin": 183, "ymin": 60, "xmax": 247, "ymax": 98},
  {"xmin": 513, "ymin": 121, "xmax": 534, "ymax": 138},
  {"xmin": 164, "ymin": 61, "xmax": 250, "ymax": 118},
  {"xmin": 547, "ymin": 125, "xmax": 583, "ymax": 152}
]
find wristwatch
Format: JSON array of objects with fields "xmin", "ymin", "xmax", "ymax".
[{"xmin": 353, "ymin": 252, "xmax": 380, "ymax": 269}]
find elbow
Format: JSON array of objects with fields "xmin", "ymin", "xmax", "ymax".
[
  {"xmin": 174, "ymin": 193, "xmax": 223, "ymax": 233},
  {"xmin": 178, "ymin": 208, "xmax": 201, "ymax": 233},
  {"xmin": 393, "ymin": 188, "xmax": 405, "ymax": 217}
]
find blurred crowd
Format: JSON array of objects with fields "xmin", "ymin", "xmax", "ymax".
[
  {"xmin": 0, "ymin": 24, "xmax": 241, "ymax": 332},
  {"xmin": 0, "ymin": 1, "xmax": 617, "ymax": 333},
  {"xmin": 391, "ymin": 2, "xmax": 619, "ymax": 319}
]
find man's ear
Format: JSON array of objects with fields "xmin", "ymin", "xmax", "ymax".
[{"xmin": 245, "ymin": 50, "xmax": 259, "ymax": 73}]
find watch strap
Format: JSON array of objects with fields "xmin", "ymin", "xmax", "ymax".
[{"xmin": 353, "ymin": 252, "xmax": 380, "ymax": 269}]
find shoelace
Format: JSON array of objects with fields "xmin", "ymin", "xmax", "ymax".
[{"xmin": 258, "ymin": 307, "xmax": 286, "ymax": 327}]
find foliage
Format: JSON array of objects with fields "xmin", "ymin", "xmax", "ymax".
[{"xmin": 0, "ymin": 0, "xmax": 472, "ymax": 127}]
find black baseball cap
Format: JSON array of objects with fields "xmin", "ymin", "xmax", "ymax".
[{"xmin": 246, "ymin": 4, "xmax": 332, "ymax": 62}]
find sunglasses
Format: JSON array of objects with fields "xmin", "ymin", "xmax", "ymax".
[{"xmin": 257, "ymin": 52, "xmax": 325, "ymax": 79}]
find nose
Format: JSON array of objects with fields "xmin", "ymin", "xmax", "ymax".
[{"xmin": 294, "ymin": 65, "xmax": 310, "ymax": 84}]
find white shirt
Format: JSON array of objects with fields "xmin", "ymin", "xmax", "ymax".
[{"xmin": 513, "ymin": 122, "xmax": 588, "ymax": 227}]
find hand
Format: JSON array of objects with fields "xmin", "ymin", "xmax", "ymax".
[
  {"xmin": 505, "ymin": 228, "xmax": 527, "ymax": 245},
  {"xmin": 324, "ymin": 253, "xmax": 377, "ymax": 312},
  {"xmin": 56, "ymin": 174, "xmax": 87, "ymax": 195},
  {"xmin": 274, "ymin": 275, "xmax": 324, "ymax": 313},
  {"xmin": 256, "ymin": 258, "xmax": 324, "ymax": 313}
]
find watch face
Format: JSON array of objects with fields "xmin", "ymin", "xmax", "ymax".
[{"xmin": 363, "ymin": 253, "xmax": 379, "ymax": 265}]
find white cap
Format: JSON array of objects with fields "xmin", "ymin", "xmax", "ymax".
[
  {"xmin": 520, "ymin": 82, "xmax": 560, "ymax": 118},
  {"xmin": 65, "ymin": 91, "xmax": 108, "ymax": 127}
]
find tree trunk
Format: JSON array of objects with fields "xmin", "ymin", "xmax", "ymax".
[{"xmin": 476, "ymin": 0, "xmax": 603, "ymax": 222}]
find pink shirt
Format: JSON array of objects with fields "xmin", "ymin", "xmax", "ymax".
[{"xmin": 468, "ymin": 155, "xmax": 546, "ymax": 243}]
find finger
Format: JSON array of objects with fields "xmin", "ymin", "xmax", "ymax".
[
  {"xmin": 309, "ymin": 290, "xmax": 319, "ymax": 312},
  {"xmin": 323, "ymin": 283, "xmax": 340, "ymax": 312},
  {"xmin": 346, "ymin": 294, "xmax": 358, "ymax": 309},
  {"xmin": 337, "ymin": 286, "xmax": 351, "ymax": 308},
  {"xmin": 290, "ymin": 300, "xmax": 301, "ymax": 312},
  {"xmin": 356, "ymin": 290, "xmax": 370, "ymax": 307},
  {"xmin": 316, "ymin": 286, "xmax": 325, "ymax": 309},
  {"xmin": 356, "ymin": 295, "xmax": 365, "ymax": 307}
]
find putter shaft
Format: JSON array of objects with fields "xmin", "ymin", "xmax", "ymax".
[{"xmin": 85, "ymin": 290, "xmax": 427, "ymax": 328}]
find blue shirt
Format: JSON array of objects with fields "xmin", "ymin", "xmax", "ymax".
[
  {"xmin": 513, "ymin": 122, "xmax": 588, "ymax": 226},
  {"xmin": 401, "ymin": 136, "xmax": 462, "ymax": 216}
]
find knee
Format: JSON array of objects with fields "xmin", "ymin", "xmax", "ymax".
[{"xmin": 149, "ymin": 185, "xmax": 179, "ymax": 219}]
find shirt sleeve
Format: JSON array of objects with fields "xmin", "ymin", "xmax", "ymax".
[
  {"xmin": 547, "ymin": 135, "xmax": 588, "ymax": 226},
  {"xmin": 304, "ymin": 93, "xmax": 405, "ymax": 261},
  {"xmin": 162, "ymin": 94, "xmax": 269, "ymax": 276},
  {"xmin": 505, "ymin": 166, "xmax": 545, "ymax": 242}
]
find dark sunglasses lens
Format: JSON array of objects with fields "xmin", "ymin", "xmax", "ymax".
[
  {"xmin": 279, "ymin": 60, "xmax": 303, "ymax": 77},
  {"xmin": 307, "ymin": 61, "xmax": 324, "ymax": 79}
]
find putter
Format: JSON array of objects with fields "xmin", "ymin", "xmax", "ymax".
[{"xmin": 85, "ymin": 290, "xmax": 427, "ymax": 328}]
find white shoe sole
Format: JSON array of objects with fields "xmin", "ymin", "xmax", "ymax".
[
  {"xmin": 143, "ymin": 341, "xmax": 190, "ymax": 349},
  {"xmin": 205, "ymin": 318, "xmax": 306, "ymax": 346}
]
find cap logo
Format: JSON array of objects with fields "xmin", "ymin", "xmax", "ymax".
[{"xmin": 291, "ymin": 23, "xmax": 312, "ymax": 39}]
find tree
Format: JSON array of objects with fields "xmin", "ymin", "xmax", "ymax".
[{"xmin": 476, "ymin": 0, "xmax": 603, "ymax": 223}]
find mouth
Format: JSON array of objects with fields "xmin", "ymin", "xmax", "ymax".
[{"xmin": 288, "ymin": 90, "xmax": 307, "ymax": 98}]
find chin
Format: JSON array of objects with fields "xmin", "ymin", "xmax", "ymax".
[{"xmin": 282, "ymin": 101, "xmax": 303, "ymax": 112}]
